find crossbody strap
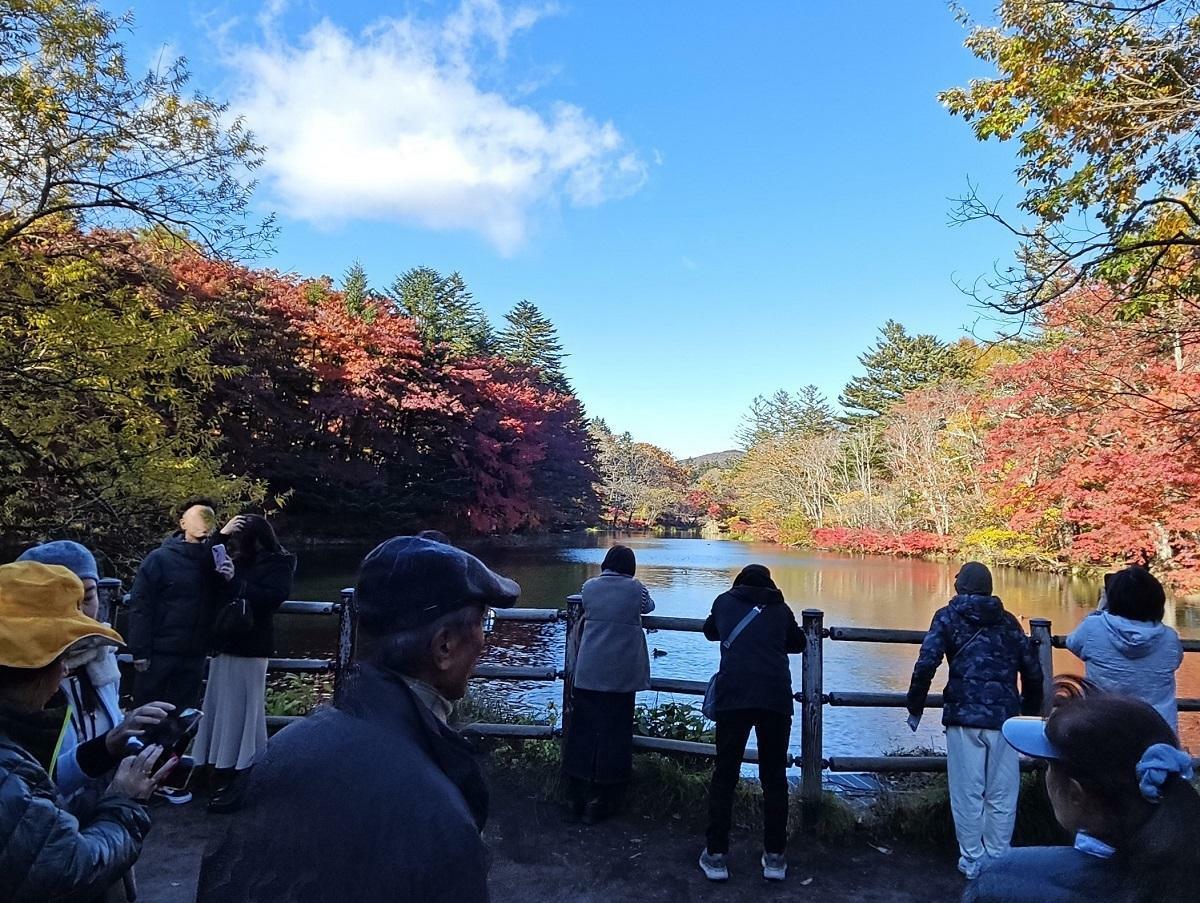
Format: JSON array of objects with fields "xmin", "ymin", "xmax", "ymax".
[{"xmin": 722, "ymin": 605, "xmax": 764, "ymax": 650}]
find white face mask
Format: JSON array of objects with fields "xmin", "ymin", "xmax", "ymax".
[{"xmin": 61, "ymin": 636, "xmax": 116, "ymax": 672}]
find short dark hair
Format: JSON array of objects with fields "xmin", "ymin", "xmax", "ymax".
[
  {"xmin": 601, "ymin": 544, "xmax": 636, "ymax": 577},
  {"xmin": 1106, "ymin": 567, "xmax": 1166, "ymax": 622}
]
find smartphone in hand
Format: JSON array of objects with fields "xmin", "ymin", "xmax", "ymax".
[{"xmin": 212, "ymin": 544, "xmax": 230, "ymax": 570}]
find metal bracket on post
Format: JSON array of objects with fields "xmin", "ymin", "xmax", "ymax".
[
  {"xmin": 97, "ymin": 578, "xmax": 122, "ymax": 626},
  {"xmin": 334, "ymin": 587, "xmax": 357, "ymax": 703},
  {"xmin": 1028, "ymin": 618, "xmax": 1054, "ymax": 715},
  {"xmin": 800, "ymin": 608, "xmax": 825, "ymax": 831},
  {"xmin": 561, "ymin": 594, "xmax": 583, "ymax": 744}
]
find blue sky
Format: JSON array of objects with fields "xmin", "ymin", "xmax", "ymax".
[{"xmin": 106, "ymin": 0, "xmax": 1023, "ymax": 457}]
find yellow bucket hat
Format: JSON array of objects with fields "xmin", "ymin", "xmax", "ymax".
[{"xmin": 0, "ymin": 561, "xmax": 123, "ymax": 669}]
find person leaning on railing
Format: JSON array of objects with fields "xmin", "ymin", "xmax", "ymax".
[
  {"xmin": 1065, "ymin": 567, "xmax": 1183, "ymax": 734},
  {"xmin": 905, "ymin": 561, "xmax": 1044, "ymax": 882},
  {"xmin": 562, "ymin": 544, "xmax": 655, "ymax": 824},
  {"xmin": 966, "ymin": 693, "xmax": 1200, "ymax": 903},
  {"xmin": 698, "ymin": 564, "xmax": 805, "ymax": 884},
  {"xmin": 0, "ymin": 562, "xmax": 174, "ymax": 903}
]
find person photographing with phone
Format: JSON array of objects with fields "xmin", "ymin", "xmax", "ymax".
[
  {"xmin": 194, "ymin": 514, "xmax": 295, "ymax": 812},
  {"xmin": 0, "ymin": 561, "xmax": 175, "ymax": 902},
  {"xmin": 127, "ymin": 498, "xmax": 234, "ymax": 804}
]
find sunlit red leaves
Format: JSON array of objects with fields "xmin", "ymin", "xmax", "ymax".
[{"xmin": 983, "ymin": 289, "xmax": 1200, "ymax": 588}]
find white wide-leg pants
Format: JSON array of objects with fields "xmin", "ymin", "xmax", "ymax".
[{"xmin": 945, "ymin": 725, "xmax": 1020, "ymax": 875}]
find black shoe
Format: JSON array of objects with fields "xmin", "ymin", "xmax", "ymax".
[
  {"xmin": 207, "ymin": 785, "xmax": 243, "ymax": 814},
  {"xmin": 207, "ymin": 770, "xmax": 249, "ymax": 813}
]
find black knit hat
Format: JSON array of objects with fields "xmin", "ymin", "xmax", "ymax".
[{"xmin": 955, "ymin": 561, "xmax": 993, "ymax": 596}]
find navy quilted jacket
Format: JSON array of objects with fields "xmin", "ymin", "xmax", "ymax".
[
  {"xmin": 0, "ymin": 713, "xmax": 149, "ymax": 902},
  {"xmin": 906, "ymin": 594, "xmax": 1044, "ymax": 729}
]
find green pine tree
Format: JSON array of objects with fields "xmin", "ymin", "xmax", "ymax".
[
  {"xmin": 736, "ymin": 385, "xmax": 836, "ymax": 448},
  {"xmin": 342, "ymin": 260, "xmax": 370, "ymax": 319},
  {"xmin": 838, "ymin": 320, "xmax": 971, "ymax": 419},
  {"xmin": 496, "ymin": 300, "xmax": 569, "ymax": 391},
  {"xmin": 387, "ymin": 267, "xmax": 491, "ymax": 357}
]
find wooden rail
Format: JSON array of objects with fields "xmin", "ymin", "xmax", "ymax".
[{"xmin": 103, "ymin": 579, "xmax": 1200, "ymax": 833}]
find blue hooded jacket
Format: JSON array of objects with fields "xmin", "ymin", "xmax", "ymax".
[{"xmin": 907, "ymin": 587, "xmax": 1044, "ymax": 730}]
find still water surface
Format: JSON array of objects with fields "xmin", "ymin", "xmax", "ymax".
[{"xmin": 287, "ymin": 536, "xmax": 1200, "ymax": 757}]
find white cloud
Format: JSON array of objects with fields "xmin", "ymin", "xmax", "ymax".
[{"xmin": 227, "ymin": 0, "xmax": 646, "ymax": 253}]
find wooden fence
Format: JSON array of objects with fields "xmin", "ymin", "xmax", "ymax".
[{"xmin": 101, "ymin": 580, "xmax": 1200, "ymax": 828}]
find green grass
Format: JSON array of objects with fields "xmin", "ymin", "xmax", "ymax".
[{"xmin": 264, "ymin": 672, "xmax": 334, "ymax": 716}]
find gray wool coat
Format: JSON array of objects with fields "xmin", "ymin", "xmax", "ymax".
[{"xmin": 573, "ymin": 571, "xmax": 655, "ymax": 693}]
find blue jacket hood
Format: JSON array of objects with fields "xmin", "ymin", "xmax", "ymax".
[
  {"xmin": 1100, "ymin": 612, "xmax": 1168, "ymax": 660},
  {"xmin": 950, "ymin": 593, "xmax": 1005, "ymax": 625}
]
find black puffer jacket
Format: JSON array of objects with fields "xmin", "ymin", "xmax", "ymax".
[
  {"xmin": 213, "ymin": 551, "xmax": 296, "ymax": 658},
  {"xmin": 197, "ymin": 663, "xmax": 490, "ymax": 902},
  {"xmin": 127, "ymin": 533, "xmax": 223, "ymax": 659},
  {"xmin": 703, "ymin": 585, "xmax": 806, "ymax": 716},
  {"xmin": 906, "ymin": 594, "xmax": 1044, "ymax": 729},
  {"xmin": 0, "ymin": 707, "xmax": 150, "ymax": 902}
]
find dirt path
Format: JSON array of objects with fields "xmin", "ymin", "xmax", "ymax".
[{"xmin": 136, "ymin": 775, "xmax": 964, "ymax": 902}]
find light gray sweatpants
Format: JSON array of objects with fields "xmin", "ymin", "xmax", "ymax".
[{"xmin": 945, "ymin": 725, "xmax": 1020, "ymax": 874}]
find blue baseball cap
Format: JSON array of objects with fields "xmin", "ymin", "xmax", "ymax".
[
  {"xmin": 1001, "ymin": 716, "xmax": 1062, "ymax": 760},
  {"xmin": 354, "ymin": 536, "xmax": 520, "ymax": 634}
]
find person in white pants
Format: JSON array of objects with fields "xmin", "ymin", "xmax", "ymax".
[
  {"xmin": 946, "ymin": 725, "xmax": 1021, "ymax": 873},
  {"xmin": 906, "ymin": 562, "xmax": 1044, "ymax": 880}
]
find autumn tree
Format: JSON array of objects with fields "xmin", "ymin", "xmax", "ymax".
[
  {"xmin": 730, "ymin": 431, "xmax": 843, "ymax": 539},
  {"xmin": 0, "ymin": 235, "xmax": 262, "ymax": 566},
  {"xmin": 882, "ymin": 384, "xmax": 986, "ymax": 536},
  {"xmin": 943, "ymin": 0, "xmax": 1200, "ymax": 327},
  {"xmin": 984, "ymin": 288, "xmax": 1200, "ymax": 585},
  {"xmin": 496, "ymin": 300, "xmax": 570, "ymax": 392},
  {"xmin": 0, "ymin": 0, "xmax": 269, "ymax": 257},
  {"xmin": 591, "ymin": 422, "xmax": 687, "ymax": 530}
]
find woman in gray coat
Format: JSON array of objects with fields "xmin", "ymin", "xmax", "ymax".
[{"xmin": 562, "ymin": 545, "xmax": 654, "ymax": 823}]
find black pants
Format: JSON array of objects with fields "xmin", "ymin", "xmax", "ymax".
[
  {"xmin": 705, "ymin": 708, "xmax": 791, "ymax": 855},
  {"xmin": 133, "ymin": 653, "xmax": 206, "ymax": 710}
]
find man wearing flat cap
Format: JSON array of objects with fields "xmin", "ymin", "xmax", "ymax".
[{"xmin": 197, "ymin": 536, "xmax": 521, "ymax": 903}]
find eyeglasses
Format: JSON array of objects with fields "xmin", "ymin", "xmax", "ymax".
[{"xmin": 483, "ymin": 608, "xmax": 496, "ymax": 634}]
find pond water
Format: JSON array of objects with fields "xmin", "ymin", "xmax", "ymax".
[{"xmin": 285, "ymin": 535, "xmax": 1200, "ymax": 757}]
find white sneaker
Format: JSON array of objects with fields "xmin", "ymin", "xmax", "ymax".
[
  {"xmin": 958, "ymin": 856, "xmax": 983, "ymax": 880},
  {"xmin": 698, "ymin": 849, "xmax": 729, "ymax": 881},
  {"xmin": 762, "ymin": 852, "xmax": 787, "ymax": 881},
  {"xmin": 155, "ymin": 787, "xmax": 192, "ymax": 805}
]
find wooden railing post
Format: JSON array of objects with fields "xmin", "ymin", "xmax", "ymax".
[
  {"xmin": 1028, "ymin": 618, "xmax": 1054, "ymax": 715},
  {"xmin": 97, "ymin": 577, "xmax": 122, "ymax": 626},
  {"xmin": 800, "ymin": 608, "xmax": 825, "ymax": 830},
  {"xmin": 334, "ymin": 587, "xmax": 356, "ymax": 703},
  {"xmin": 560, "ymin": 594, "xmax": 583, "ymax": 743}
]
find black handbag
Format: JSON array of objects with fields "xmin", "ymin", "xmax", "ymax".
[{"xmin": 214, "ymin": 595, "xmax": 254, "ymax": 640}]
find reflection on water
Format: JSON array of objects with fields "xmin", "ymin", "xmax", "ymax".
[{"xmin": 286, "ymin": 536, "xmax": 1200, "ymax": 757}]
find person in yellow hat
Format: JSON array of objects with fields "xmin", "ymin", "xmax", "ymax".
[{"xmin": 0, "ymin": 561, "xmax": 174, "ymax": 902}]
